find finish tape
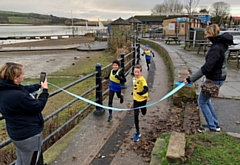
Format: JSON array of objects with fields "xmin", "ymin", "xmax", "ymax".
[{"xmin": 48, "ymin": 82, "xmax": 186, "ymax": 111}]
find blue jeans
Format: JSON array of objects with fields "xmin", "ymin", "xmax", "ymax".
[{"xmin": 198, "ymin": 80, "xmax": 224, "ymax": 130}]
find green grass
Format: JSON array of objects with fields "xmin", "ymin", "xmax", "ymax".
[
  {"xmin": 157, "ymin": 133, "xmax": 240, "ymax": 165},
  {"xmin": 185, "ymin": 133, "xmax": 240, "ymax": 165},
  {"xmin": 8, "ymin": 16, "xmax": 48, "ymax": 24}
]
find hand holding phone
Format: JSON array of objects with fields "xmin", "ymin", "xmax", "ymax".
[{"xmin": 40, "ymin": 72, "xmax": 46, "ymax": 83}]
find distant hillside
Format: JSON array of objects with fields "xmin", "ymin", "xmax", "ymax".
[{"xmin": 0, "ymin": 10, "xmax": 87, "ymax": 25}]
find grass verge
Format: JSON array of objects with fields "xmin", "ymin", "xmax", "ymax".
[{"xmin": 157, "ymin": 132, "xmax": 240, "ymax": 165}]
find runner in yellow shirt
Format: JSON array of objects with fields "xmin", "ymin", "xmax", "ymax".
[{"xmin": 132, "ymin": 64, "xmax": 148, "ymax": 142}]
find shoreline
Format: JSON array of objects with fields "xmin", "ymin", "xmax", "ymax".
[
  {"xmin": 0, "ymin": 36, "xmax": 96, "ymax": 78},
  {"xmin": 0, "ymin": 36, "xmax": 95, "ymax": 47}
]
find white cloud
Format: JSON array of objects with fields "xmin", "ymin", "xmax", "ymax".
[{"xmin": 0, "ymin": 0, "xmax": 240, "ymax": 21}]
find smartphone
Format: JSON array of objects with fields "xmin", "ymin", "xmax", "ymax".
[{"xmin": 40, "ymin": 72, "xmax": 46, "ymax": 83}]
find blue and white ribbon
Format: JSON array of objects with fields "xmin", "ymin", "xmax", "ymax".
[{"xmin": 48, "ymin": 82, "xmax": 186, "ymax": 111}]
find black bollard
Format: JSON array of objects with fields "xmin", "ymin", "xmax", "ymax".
[
  {"xmin": 131, "ymin": 46, "xmax": 136, "ymax": 75},
  {"xmin": 94, "ymin": 63, "xmax": 105, "ymax": 116},
  {"xmin": 136, "ymin": 39, "xmax": 140, "ymax": 64},
  {"xmin": 120, "ymin": 53, "xmax": 127, "ymax": 89}
]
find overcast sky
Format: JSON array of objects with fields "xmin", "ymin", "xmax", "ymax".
[{"xmin": 1, "ymin": 0, "xmax": 240, "ymax": 21}]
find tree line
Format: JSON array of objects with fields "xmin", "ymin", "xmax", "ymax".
[
  {"xmin": 0, "ymin": 10, "xmax": 87, "ymax": 25},
  {"xmin": 151, "ymin": 0, "xmax": 239, "ymax": 27}
]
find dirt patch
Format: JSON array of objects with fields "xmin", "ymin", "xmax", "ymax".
[
  {"xmin": 0, "ymin": 37, "xmax": 96, "ymax": 78},
  {"xmin": 0, "ymin": 36, "xmax": 95, "ymax": 47},
  {"xmin": 128, "ymin": 103, "xmax": 200, "ymax": 163}
]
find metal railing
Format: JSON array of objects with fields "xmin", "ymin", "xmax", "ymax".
[{"xmin": 0, "ymin": 36, "xmax": 141, "ymax": 164}]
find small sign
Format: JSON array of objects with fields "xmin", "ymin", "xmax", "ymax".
[
  {"xmin": 168, "ymin": 23, "xmax": 175, "ymax": 30},
  {"xmin": 198, "ymin": 16, "xmax": 211, "ymax": 23},
  {"xmin": 176, "ymin": 18, "xmax": 189, "ymax": 22}
]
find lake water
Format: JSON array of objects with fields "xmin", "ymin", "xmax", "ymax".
[
  {"xmin": 0, "ymin": 24, "xmax": 106, "ymax": 38},
  {"xmin": 0, "ymin": 24, "xmax": 107, "ymax": 45}
]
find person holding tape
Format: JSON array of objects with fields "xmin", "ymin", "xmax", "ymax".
[
  {"xmin": 132, "ymin": 64, "xmax": 148, "ymax": 142},
  {"xmin": 0, "ymin": 62, "xmax": 49, "ymax": 165},
  {"xmin": 104, "ymin": 60, "xmax": 126, "ymax": 122},
  {"xmin": 184, "ymin": 24, "xmax": 233, "ymax": 133},
  {"xmin": 141, "ymin": 44, "xmax": 155, "ymax": 71}
]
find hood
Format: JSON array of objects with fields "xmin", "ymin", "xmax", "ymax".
[
  {"xmin": 0, "ymin": 79, "xmax": 21, "ymax": 91},
  {"xmin": 208, "ymin": 32, "xmax": 234, "ymax": 45}
]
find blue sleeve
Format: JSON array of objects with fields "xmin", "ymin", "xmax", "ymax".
[{"xmin": 151, "ymin": 50, "xmax": 155, "ymax": 57}]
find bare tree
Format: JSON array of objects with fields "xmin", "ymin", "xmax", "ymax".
[
  {"xmin": 210, "ymin": 2, "xmax": 230, "ymax": 25},
  {"xmin": 184, "ymin": 0, "xmax": 199, "ymax": 15},
  {"xmin": 184, "ymin": 0, "xmax": 199, "ymax": 39},
  {"xmin": 151, "ymin": 0, "xmax": 183, "ymax": 14},
  {"xmin": 151, "ymin": 4, "xmax": 165, "ymax": 14}
]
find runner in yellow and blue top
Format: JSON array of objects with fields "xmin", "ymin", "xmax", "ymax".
[
  {"xmin": 142, "ymin": 44, "xmax": 155, "ymax": 71},
  {"xmin": 132, "ymin": 64, "xmax": 148, "ymax": 142},
  {"xmin": 104, "ymin": 60, "xmax": 126, "ymax": 122}
]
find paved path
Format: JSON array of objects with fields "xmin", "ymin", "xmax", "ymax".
[
  {"xmin": 150, "ymin": 39, "xmax": 240, "ymax": 134},
  {"xmin": 44, "ymin": 44, "xmax": 171, "ymax": 165}
]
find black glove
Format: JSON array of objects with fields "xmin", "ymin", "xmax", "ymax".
[
  {"xmin": 115, "ymin": 75, "xmax": 119, "ymax": 79},
  {"xmin": 137, "ymin": 92, "xmax": 143, "ymax": 95},
  {"xmin": 186, "ymin": 76, "xmax": 191, "ymax": 84}
]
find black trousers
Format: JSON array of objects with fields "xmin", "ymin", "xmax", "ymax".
[
  {"xmin": 108, "ymin": 90, "xmax": 122, "ymax": 115},
  {"xmin": 146, "ymin": 59, "xmax": 151, "ymax": 69},
  {"xmin": 133, "ymin": 100, "xmax": 147, "ymax": 133}
]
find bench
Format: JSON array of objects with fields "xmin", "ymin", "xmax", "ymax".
[
  {"xmin": 228, "ymin": 48, "xmax": 240, "ymax": 68},
  {"xmin": 184, "ymin": 40, "xmax": 207, "ymax": 49},
  {"xmin": 197, "ymin": 43, "xmax": 212, "ymax": 55},
  {"xmin": 165, "ymin": 36, "xmax": 181, "ymax": 45}
]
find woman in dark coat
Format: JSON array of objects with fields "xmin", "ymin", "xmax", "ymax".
[
  {"xmin": 185, "ymin": 24, "xmax": 234, "ymax": 132},
  {"xmin": 0, "ymin": 62, "xmax": 49, "ymax": 165}
]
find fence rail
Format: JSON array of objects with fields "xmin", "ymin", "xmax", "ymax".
[{"xmin": 0, "ymin": 36, "xmax": 142, "ymax": 164}]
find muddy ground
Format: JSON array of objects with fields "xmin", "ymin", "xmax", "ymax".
[{"xmin": 0, "ymin": 36, "xmax": 95, "ymax": 78}]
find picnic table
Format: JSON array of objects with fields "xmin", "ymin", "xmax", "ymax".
[
  {"xmin": 165, "ymin": 36, "xmax": 181, "ymax": 45},
  {"xmin": 197, "ymin": 43, "xmax": 212, "ymax": 55},
  {"xmin": 228, "ymin": 46, "xmax": 240, "ymax": 68},
  {"xmin": 184, "ymin": 40, "xmax": 207, "ymax": 49}
]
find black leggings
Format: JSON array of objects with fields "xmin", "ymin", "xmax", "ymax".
[
  {"xmin": 108, "ymin": 90, "xmax": 122, "ymax": 115},
  {"xmin": 146, "ymin": 59, "xmax": 151, "ymax": 69},
  {"xmin": 133, "ymin": 100, "xmax": 147, "ymax": 133}
]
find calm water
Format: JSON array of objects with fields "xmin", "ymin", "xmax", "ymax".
[{"xmin": 0, "ymin": 24, "xmax": 106, "ymax": 37}]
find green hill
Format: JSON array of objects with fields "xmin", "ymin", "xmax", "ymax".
[{"xmin": 0, "ymin": 10, "xmax": 87, "ymax": 25}]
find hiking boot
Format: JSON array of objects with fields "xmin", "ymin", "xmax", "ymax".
[
  {"xmin": 133, "ymin": 132, "xmax": 141, "ymax": 142},
  {"xmin": 107, "ymin": 115, "xmax": 112, "ymax": 122},
  {"xmin": 197, "ymin": 126, "xmax": 205, "ymax": 133},
  {"xmin": 216, "ymin": 126, "xmax": 221, "ymax": 132},
  {"xmin": 120, "ymin": 95, "xmax": 124, "ymax": 104}
]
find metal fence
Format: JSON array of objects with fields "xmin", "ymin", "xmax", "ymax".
[{"xmin": 0, "ymin": 37, "xmax": 141, "ymax": 164}]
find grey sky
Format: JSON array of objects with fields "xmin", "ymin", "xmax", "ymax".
[{"xmin": 0, "ymin": 0, "xmax": 240, "ymax": 21}]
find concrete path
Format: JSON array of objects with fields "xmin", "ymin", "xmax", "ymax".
[
  {"xmin": 150, "ymin": 39, "xmax": 240, "ymax": 135},
  {"xmin": 44, "ymin": 43, "xmax": 171, "ymax": 165}
]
